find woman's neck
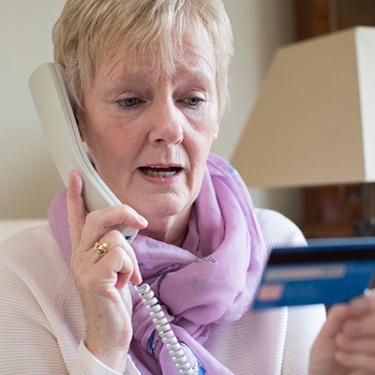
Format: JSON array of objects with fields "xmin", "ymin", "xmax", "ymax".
[{"xmin": 139, "ymin": 208, "xmax": 191, "ymax": 247}]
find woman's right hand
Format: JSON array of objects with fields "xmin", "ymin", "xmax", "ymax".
[
  {"xmin": 310, "ymin": 291, "xmax": 375, "ymax": 375},
  {"xmin": 67, "ymin": 170, "xmax": 147, "ymax": 372}
]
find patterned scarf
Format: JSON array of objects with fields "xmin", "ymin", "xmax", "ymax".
[{"xmin": 48, "ymin": 153, "xmax": 267, "ymax": 374}]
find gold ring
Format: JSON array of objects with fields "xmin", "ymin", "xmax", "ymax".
[{"xmin": 94, "ymin": 242, "xmax": 109, "ymax": 257}]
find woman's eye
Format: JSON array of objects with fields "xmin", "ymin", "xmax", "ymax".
[
  {"xmin": 117, "ymin": 98, "xmax": 139, "ymax": 107},
  {"xmin": 185, "ymin": 97, "xmax": 203, "ymax": 106}
]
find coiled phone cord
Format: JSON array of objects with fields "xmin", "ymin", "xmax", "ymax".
[{"xmin": 133, "ymin": 283, "xmax": 194, "ymax": 375}]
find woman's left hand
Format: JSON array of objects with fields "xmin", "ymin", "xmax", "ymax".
[
  {"xmin": 310, "ymin": 289, "xmax": 375, "ymax": 375},
  {"xmin": 67, "ymin": 170, "xmax": 147, "ymax": 372}
]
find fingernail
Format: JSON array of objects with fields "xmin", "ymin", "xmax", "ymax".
[
  {"xmin": 136, "ymin": 269, "xmax": 143, "ymax": 284},
  {"xmin": 138, "ymin": 215, "xmax": 148, "ymax": 226}
]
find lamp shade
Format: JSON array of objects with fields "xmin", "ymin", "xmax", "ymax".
[{"xmin": 231, "ymin": 27, "xmax": 375, "ymax": 188}]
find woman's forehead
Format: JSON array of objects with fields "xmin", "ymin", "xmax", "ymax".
[{"xmin": 96, "ymin": 32, "xmax": 216, "ymax": 82}]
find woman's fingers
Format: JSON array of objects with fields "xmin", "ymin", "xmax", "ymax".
[
  {"xmin": 336, "ymin": 333, "xmax": 375, "ymax": 355},
  {"xmin": 310, "ymin": 291, "xmax": 375, "ymax": 375},
  {"xmin": 335, "ymin": 349, "xmax": 375, "ymax": 373},
  {"xmin": 67, "ymin": 169, "xmax": 146, "ymax": 285},
  {"xmin": 318, "ymin": 304, "xmax": 348, "ymax": 339},
  {"xmin": 92, "ymin": 230, "xmax": 142, "ymax": 286},
  {"xmin": 67, "ymin": 170, "xmax": 147, "ymax": 253},
  {"xmin": 347, "ymin": 290, "xmax": 375, "ymax": 317},
  {"xmin": 67, "ymin": 170, "xmax": 86, "ymax": 250},
  {"xmin": 65, "ymin": 170, "xmax": 147, "ymax": 371},
  {"xmin": 79, "ymin": 205, "xmax": 147, "ymax": 252},
  {"xmin": 332, "ymin": 291, "xmax": 375, "ymax": 372},
  {"xmin": 67, "ymin": 168, "xmax": 148, "ymax": 250}
]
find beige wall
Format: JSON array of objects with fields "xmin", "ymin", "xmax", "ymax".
[
  {"xmin": 0, "ymin": 0, "xmax": 65, "ymax": 218},
  {"xmin": 0, "ymin": 0, "xmax": 301, "ymax": 223}
]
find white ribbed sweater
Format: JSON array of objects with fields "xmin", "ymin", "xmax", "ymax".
[{"xmin": 0, "ymin": 209, "xmax": 326, "ymax": 374}]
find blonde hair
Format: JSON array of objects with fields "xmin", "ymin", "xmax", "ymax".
[{"xmin": 52, "ymin": 0, "xmax": 233, "ymax": 117}]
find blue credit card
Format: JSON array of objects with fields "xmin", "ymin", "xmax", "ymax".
[{"xmin": 252, "ymin": 238, "xmax": 375, "ymax": 310}]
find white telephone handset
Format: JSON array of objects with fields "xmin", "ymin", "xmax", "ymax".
[
  {"xmin": 29, "ymin": 63, "xmax": 194, "ymax": 374},
  {"xmin": 28, "ymin": 63, "xmax": 137, "ymax": 241}
]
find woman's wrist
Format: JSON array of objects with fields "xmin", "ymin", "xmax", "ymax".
[{"xmin": 84, "ymin": 337, "xmax": 128, "ymax": 373}]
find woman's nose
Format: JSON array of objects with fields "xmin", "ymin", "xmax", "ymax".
[{"xmin": 148, "ymin": 101, "xmax": 184, "ymax": 146}]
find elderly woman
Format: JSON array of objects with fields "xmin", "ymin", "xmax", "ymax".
[{"xmin": 1, "ymin": 0, "xmax": 375, "ymax": 374}]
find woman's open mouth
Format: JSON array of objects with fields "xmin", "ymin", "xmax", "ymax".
[{"xmin": 140, "ymin": 166, "xmax": 182, "ymax": 177}]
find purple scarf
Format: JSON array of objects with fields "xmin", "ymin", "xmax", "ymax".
[{"xmin": 49, "ymin": 153, "xmax": 267, "ymax": 374}]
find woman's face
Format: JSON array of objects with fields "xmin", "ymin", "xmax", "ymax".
[{"xmin": 76, "ymin": 36, "xmax": 219, "ymax": 241}]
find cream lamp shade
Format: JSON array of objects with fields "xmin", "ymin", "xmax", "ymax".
[{"xmin": 231, "ymin": 26, "xmax": 375, "ymax": 189}]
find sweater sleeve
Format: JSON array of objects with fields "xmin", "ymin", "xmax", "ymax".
[
  {"xmin": 281, "ymin": 305, "xmax": 326, "ymax": 375},
  {"xmin": 254, "ymin": 208, "xmax": 327, "ymax": 375},
  {"xmin": 0, "ymin": 246, "xmax": 67, "ymax": 374},
  {"xmin": 0, "ymin": 227, "xmax": 140, "ymax": 375},
  {"xmin": 73, "ymin": 341, "xmax": 140, "ymax": 375}
]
